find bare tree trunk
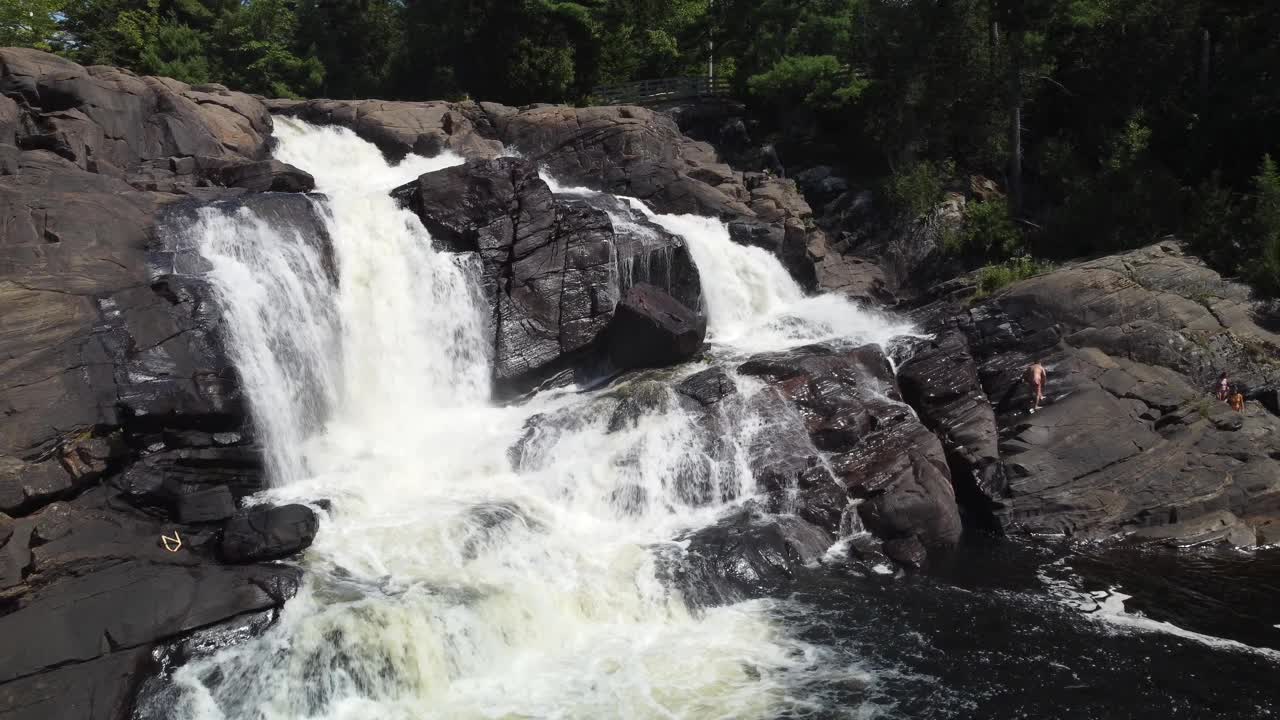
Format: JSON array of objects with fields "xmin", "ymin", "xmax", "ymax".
[
  {"xmin": 1199, "ymin": 28, "xmax": 1211, "ymax": 97},
  {"xmin": 1008, "ymin": 27, "xmax": 1023, "ymax": 215}
]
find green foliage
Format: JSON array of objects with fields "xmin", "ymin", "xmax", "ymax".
[
  {"xmin": 54, "ymin": 0, "xmax": 322, "ymax": 96},
  {"xmin": 508, "ymin": 39, "xmax": 576, "ymax": 103},
  {"xmin": 1185, "ymin": 175, "xmax": 1244, "ymax": 272},
  {"xmin": 886, "ymin": 159, "xmax": 954, "ymax": 219},
  {"xmin": 5, "ymin": 0, "xmax": 1280, "ymax": 298},
  {"xmin": 948, "ymin": 198, "xmax": 1023, "ymax": 259},
  {"xmin": 144, "ymin": 21, "xmax": 212, "ymax": 84},
  {"xmin": 295, "ymin": 0, "xmax": 401, "ymax": 98},
  {"xmin": 214, "ymin": 0, "xmax": 323, "ymax": 97},
  {"xmin": 747, "ymin": 55, "xmax": 867, "ymax": 111},
  {"xmin": 0, "ymin": 0, "xmax": 62, "ymax": 48},
  {"xmin": 973, "ymin": 256, "xmax": 1053, "ymax": 299},
  {"xmin": 1249, "ymin": 155, "xmax": 1280, "ymax": 295}
]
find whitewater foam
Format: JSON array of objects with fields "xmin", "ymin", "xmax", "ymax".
[{"xmin": 150, "ymin": 120, "xmax": 930, "ymax": 720}]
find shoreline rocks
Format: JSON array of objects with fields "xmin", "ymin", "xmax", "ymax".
[
  {"xmin": 904, "ymin": 242, "xmax": 1280, "ymax": 546},
  {"xmin": 0, "ymin": 49, "xmax": 323, "ymax": 720}
]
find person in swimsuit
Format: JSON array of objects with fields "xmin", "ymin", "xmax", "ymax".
[
  {"xmin": 1230, "ymin": 387, "xmax": 1246, "ymax": 413},
  {"xmin": 1216, "ymin": 372, "xmax": 1230, "ymax": 401},
  {"xmin": 1024, "ymin": 362, "xmax": 1047, "ymax": 413}
]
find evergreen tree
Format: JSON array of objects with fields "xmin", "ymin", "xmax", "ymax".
[{"xmin": 0, "ymin": 0, "xmax": 62, "ymax": 49}]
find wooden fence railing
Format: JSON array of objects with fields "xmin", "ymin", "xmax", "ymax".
[{"xmin": 591, "ymin": 76, "xmax": 732, "ymax": 106}]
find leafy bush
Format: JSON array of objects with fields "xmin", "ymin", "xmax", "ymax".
[
  {"xmin": 886, "ymin": 158, "xmax": 954, "ymax": 219},
  {"xmin": 1248, "ymin": 155, "xmax": 1280, "ymax": 295},
  {"xmin": 747, "ymin": 55, "xmax": 868, "ymax": 111},
  {"xmin": 1185, "ymin": 175, "xmax": 1244, "ymax": 272},
  {"xmin": 945, "ymin": 196, "xmax": 1023, "ymax": 259},
  {"xmin": 1, "ymin": 0, "xmax": 62, "ymax": 49},
  {"xmin": 973, "ymin": 256, "xmax": 1052, "ymax": 299}
]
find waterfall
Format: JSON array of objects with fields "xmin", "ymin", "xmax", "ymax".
[
  {"xmin": 155, "ymin": 120, "xmax": 905, "ymax": 720},
  {"xmin": 628, "ymin": 200, "xmax": 914, "ymax": 354},
  {"xmin": 189, "ymin": 204, "xmax": 340, "ymax": 486}
]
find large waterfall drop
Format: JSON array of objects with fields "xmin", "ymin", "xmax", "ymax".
[{"xmin": 156, "ymin": 120, "xmax": 907, "ymax": 720}]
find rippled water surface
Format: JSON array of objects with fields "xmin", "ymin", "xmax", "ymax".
[{"xmin": 770, "ymin": 541, "xmax": 1280, "ymax": 718}]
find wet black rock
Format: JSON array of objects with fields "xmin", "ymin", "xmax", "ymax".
[
  {"xmin": 176, "ymin": 485, "xmax": 237, "ymax": 524},
  {"xmin": 897, "ymin": 330, "xmax": 1004, "ymax": 531},
  {"xmin": 219, "ymin": 504, "xmax": 319, "ymax": 563},
  {"xmin": 131, "ymin": 609, "xmax": 281, "ymax": 720},
  {"xmin": 0, "ymin": 646, "xmax": 152, "ymax": 720},
  {"xmin": 0, "ymin": 489, "xmax": 301, "ymax": 710},
  {"xmin": 882, "ymin": 536, "xmax": 928, "ymax": 569},
  {"xmin": 198, "ymin": 157, "xmax": 315, "ymax": 193},
  {"xmin": 736, "ymin": 344, "xmax": 964, "ymax": 558},
  {"xmin": 606, "ymin": 380, "xmax": 673, "ymax": 433},
  {"xmin": 668, "ymin": 506, "xmax": 832, "ymax": 607},
  {"xmin": 392, "ymin": 157, "xmax": 703, "ymax": 396},
  {"xmin": 607, "ymin": 283, "xmax": 706, "ymax": 370},
  {"xmin": 675, "ymin": 366, "xmax": 737, "ymax": 407}
]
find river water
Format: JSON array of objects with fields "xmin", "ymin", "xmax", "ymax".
[{"xmin": 146, "ymin": 120, "xmax": 1280, "ymax": 719}]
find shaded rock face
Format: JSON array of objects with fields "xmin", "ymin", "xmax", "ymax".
[
  {"xmin": 0, "ymin": 54, "xmax": 325, "ymax": 718},
  {"xmin": 0, "ymin": 185, "xmax": 326, "ymax": 717},
  {"xmin": 907, "ymin": 243, "xmax": 1280, "ymax": 545},
  {"xmin": 393, "ymin": 156, "xmax": 703, "ymax": 396},
  {"xmin": 797, "ymin": 168, "xmax": 968, "ymax": 305},
  {"xmin": 607, "ymin": 283, "xmax": 707, "ymax": 370},
  {"xmin": 898, "ymin": 331, "xmax": 1004, "ymax": 531},
  {"xmin": 665, "ymin": 505, "xmax": 832, "ymax": 607}
]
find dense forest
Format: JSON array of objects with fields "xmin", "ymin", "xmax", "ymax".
[{"xmin": 6, "ymin": 0, "xmax": 1280, "ymax": 292}]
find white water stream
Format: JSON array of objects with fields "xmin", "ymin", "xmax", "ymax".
[{"xmin": 160, "ymin": 119, "xmax": 909, "ymax": 720}]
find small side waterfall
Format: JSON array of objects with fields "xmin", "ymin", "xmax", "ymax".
[
  {"xmin": 189, "ymin": 204, "xmax": 340, "ymax": 485},
  {"xmin": 152, "ymin": 120, "xmax": 911, "ymax": 720}
]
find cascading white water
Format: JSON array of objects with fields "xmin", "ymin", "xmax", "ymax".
[
  {"xmin": 540, "ymin": 175, "xmax": 913, "ymax": 354},
  {"xmin": 159, "ymin": 120, "xmax": 906, "ymax": 720},
  {"xmin": 628, "ymin": 200, "xmax": 915, "ymax": 354},
  {"xmin": 189, "ymin": 203, "xmax": 340, "ymax": 485}
]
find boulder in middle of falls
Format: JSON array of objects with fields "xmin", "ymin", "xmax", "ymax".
[
  {"xmin": 607, "ymin": 283, "xmax": 706, "ymax": 370},
  {"xmin": 392, "ymin": 157, "xmax": 703, "ymax": 396},
  {"xmin": 220, "ymin": 504, "xmax": 319, "ymax": 563}
]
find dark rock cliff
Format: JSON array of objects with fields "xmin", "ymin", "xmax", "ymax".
[
  {"xmin": 0, "ymin": 49, "xmax": 320, "ymax": 720},
  {"xmin": 902, "ymin": 243, "xmax": 1280, "ymax": 545}
]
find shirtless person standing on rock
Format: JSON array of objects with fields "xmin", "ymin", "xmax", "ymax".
[{"xmin": 1025, "ymin": 361, "xmax": 1048, "ymax": 414}]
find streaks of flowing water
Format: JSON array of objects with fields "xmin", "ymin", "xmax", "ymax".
[{"xmin": 154, "ymin": 120, "xmax": 909, "ymax": 720}]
